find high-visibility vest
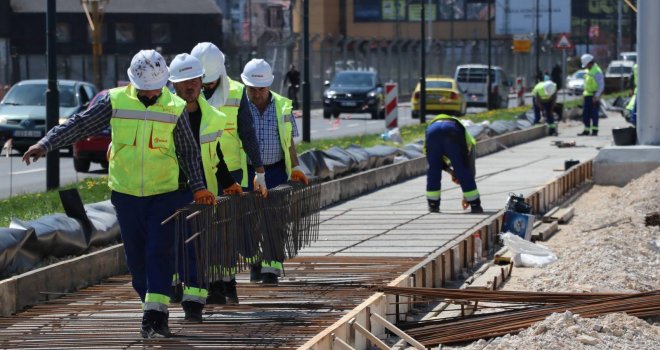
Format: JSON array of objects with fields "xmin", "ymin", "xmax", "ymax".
[
  {"xmin": 108, "ymin": 85, "xmax": 186, "ymax": 197},
  {"xmin": 216, "ymin": 79, "xmax": 248, "ymax": 186},
  {"xmin": 197, "ymin": 95, "xmax": 227, "ymax": 195},
  {"xmin": 426, "ymin": 114, "xmax": 476, "ymax": 168},
  {"xmin": 532, "ymin": 81, "xmax": 556, "ymax": 101},
  {"xmin": 584, "ymin": 64, "xmax": 602, "ymax": 96},
  {"xmin": 272, "ymin": 92, "xmax": 294, "ymax": 178}
]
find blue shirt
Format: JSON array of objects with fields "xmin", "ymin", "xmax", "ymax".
[{"xmin": 247, "ymin": 94, "xmax": 299, "ymax": 166}]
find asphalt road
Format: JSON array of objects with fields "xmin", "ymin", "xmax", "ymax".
[{"xmin": 1, "ymin": 92, "xmax": 577, "ymax": 200}]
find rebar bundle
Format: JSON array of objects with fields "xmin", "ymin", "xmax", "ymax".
[{"xmin": 169, "ymin": 178, "xmax": 322, "ymax": 286}]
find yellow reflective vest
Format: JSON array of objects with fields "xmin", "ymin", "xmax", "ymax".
[
  {"xmin": 272, "ymin": 92, "xmax": 294, "ymax": 178},
  {"xmin": 196, "ymin": 95, "xmax": 227, "ymax": 195},
  {"xmin": 217, "ymin": 79, "xmax": 248, "ymax": 186},
  {"xmin": 108, "ymin": 85, "xmax": 186, "ymax": 197},
  {"xmin": 584, "ymin": 64, "xmax": 603, "ymax": 96}
]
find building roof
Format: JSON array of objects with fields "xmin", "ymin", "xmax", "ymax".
[{"xmin": 10, "ymin": 0, "xmax": 222, "ymax": 15}]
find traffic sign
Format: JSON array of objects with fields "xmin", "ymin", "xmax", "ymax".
[{"xmin": 555, "ymin": 33, "xmax": 573, "ymax": 50}]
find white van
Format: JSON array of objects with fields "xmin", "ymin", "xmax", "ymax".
[
  {"xmin": 454, "ymin": 64, "xmax": 511, "ymax": 109},
  {"xmin": 619, "ymin": 51, "xmax": 637, "ymax": 63}
]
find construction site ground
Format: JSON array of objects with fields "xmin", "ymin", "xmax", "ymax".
[{"xmin": 3, "ymin": 112, "xmax": 659, "ymax": 349}]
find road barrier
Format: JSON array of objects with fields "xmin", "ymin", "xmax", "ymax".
[{"xmin": 385, "ymin": 82, "xmax": 398, "ymax": 129}]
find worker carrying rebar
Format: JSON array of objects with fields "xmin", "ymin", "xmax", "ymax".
[
  {"xmin": 21, "ymin": 49, "xmax": 216, "ymax": 338},
  {"xmin": 531, "ymin": 79, "xmax": 558, "ymax": 136},
  {"xmin": 191, "ymin": 42, "xmax": 267, "ymax": 304},
  {"xmin": 425, "ymin": 114, "xmax": 483, "ymax": 214},
  {"xmin": 241, "ymin": 58, "xmax": 308, "ymax": 285},
  {"xmin": 579, "ymin": 53, "xmax": 604, "ymax": 136},
  {"xmin": 168, "ymin": 53, "xmax": 244, "ymax": 323}
]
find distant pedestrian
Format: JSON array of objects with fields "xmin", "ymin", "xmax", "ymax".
[
  {"xmin": 284, "ymin": 64, "xmax": 301, "ymax": 109},
  {"xmin": 551, "ymin": 63, "xmax": 563, "ymax": 91},
  {"xmin": 578, "ymin": 54, "xmax": 604, "ymax": 136}
]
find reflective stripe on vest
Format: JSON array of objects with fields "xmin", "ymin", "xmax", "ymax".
[
  {"xmin": 108, "ymin": 85, "xmax": 185, "ymax": 197},
  {"xmin": 198, "ymin": 95, "xmax": 227, "ymax": 195},
  {"xmin": 218, "ymin": 79, "xmax": 249, "ymax": 186},
  {"xmin": 584, "ymin": 64, "xmax": 602, "ymax": 96}
]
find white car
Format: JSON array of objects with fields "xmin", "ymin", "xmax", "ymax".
[{"xmin": 566, "ymin": 70, "xmax": 586, "ymax": 96}]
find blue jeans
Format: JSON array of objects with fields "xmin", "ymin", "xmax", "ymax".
[
  {"xmin": 533, "ymin": 98, "xmax": 555, "ymax": 130},
  {"xmin": 582, "ymin": 96, "xmax": 599, "ymax": 131}
]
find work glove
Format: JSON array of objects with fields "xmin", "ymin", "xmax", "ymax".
[
  {"xmin": 253, "ymin": 172, "xmax": 268, "ymax": 198},
  {"xmin": 223, "ymin": 183, "xmax": 243, "ymax": 196},
  {"xmin": 291, "ymin": 166, "xmax": 309, "ymax": 185},
  {"xmin": 193, "ymin": 189, "xmax": 217, "ymax": 205},
  {"xmin": 462, "ymin": 199, "xmax": 470, "ymax": 210}
]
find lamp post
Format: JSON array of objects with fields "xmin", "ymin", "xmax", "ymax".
[
  {"xmin": 46, "ymin": 0, "xmax": 59, "ymax": 190},
  {"xmin": 302, "ymin": 0, "xmax": 310, "ymax": 142},
  {"xmin": 419, "ymin": 1, "xmax": 426, "ymax": 123}
]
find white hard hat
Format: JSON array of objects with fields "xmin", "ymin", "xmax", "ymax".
[
  {"xmin": 581, "ymin": 54, "xmax": 594, "ymax": 68},
  {"xmin": 127, "ymin": 49, "xmax": 169, "ymax": 90},
  {"xmin": 168, "ymin": 53, "xmax": 205, "ymax": 83},
  {"xmin": 543, "ymin": 81, "xmax": 557, "ymax": 96},
  {"xmin": 241, "ymin": 59, "xmax": 274, "ymax": 87},
  {"xmin": 190, "ymin": 42, "xmax": 225, "ymax": 84}
]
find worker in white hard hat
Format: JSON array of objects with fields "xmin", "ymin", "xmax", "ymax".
[
  {"xmin": 579, "ymin": 53, "xmax": 604, "ymax": 136},
  {"xmin": 191, "ymin": 42, "xmax": 266, "ymax": 303},
  {"xmin": 167, "ymin": 53, "xmax": 243, "ymax": 323},
  {"xmin": 241, "ymin": 58, "xmax": 308, "ymax": 285},
  {"xmin": 531, "ymin": 79, "xmax": 558, "ymax": 136},
  {"xmin": 21, "ymin": 49, "xmax": 215, "ymax": 338}
]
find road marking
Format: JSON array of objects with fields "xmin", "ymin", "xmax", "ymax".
[
  {"xmin": 347, "ymin": 123, "xmax": 359, "ymax": 127},
  {"xmin": 11, "ymin": 168, "xmax": 46, "ymax": 175},
  {"xmin": 311, "ymin": 130, "xmax": 318, "ymax": 134}
]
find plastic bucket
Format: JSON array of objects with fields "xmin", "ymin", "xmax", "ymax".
[{"xmin": 612, "ymin": 127, "xmax": 637, "ymax": 146}]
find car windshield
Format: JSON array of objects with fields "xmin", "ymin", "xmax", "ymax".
[
  {"xmin": 456, "ymin": 68, "xmax": 496, "ymax": 83},
  {"xmin": 608, "ymin": 66, "xmax": 633, "ymax": 75},
  {"xmin": 1, "ymin": 84, "xmax": 77, "ymax": 107},
  {"xmin": 331, "ymin": 73, "xmax": 375, "ymax": 88},
  {"xmin": 427, "ymin": 81, "xmax": 453, "ymax": 89}
]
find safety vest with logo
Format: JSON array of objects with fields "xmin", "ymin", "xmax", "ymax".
[
  {"xmin": 196, "ymin": 95, "xmax": 227, "ymax": 195},
  {"xmin": 584, "ymin": 64, "xmax": 603, "ymax": 96},
  {"xmin": 271, "ymin": 92, "xmax": 294, "ymax": 178},
  {"xmin": 108, "ymin": 85, "xmax": 185, "ymax": 197},
  {"xmin": 216, "ymin": 79, "xmax": 249, "ymax": 186},
  {"xmin": 532, "ymin": 81, "xmax": 556, "ymax": 102}
]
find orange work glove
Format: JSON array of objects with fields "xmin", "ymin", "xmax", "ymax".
[
  {"xmin": 223, "ymin": 183, "xmax": 244, "ymax": 195},
  {"xmin": 291, "ymin": 166, "xmax": 309, "ymax": 185},
  {"xmin": 193, "ymin": 189, "xmax": 217, "ymax": 205},
  {"xmin": 253, "ymin": 172, "xmax": 268, "ymax": 198},
  {"xmin": 461, "ymin": 199, "xmax": 469, "ymax": 210},
  {"xmin": 452, "ymin": 176, "xmax": 460, "ymax": 185}
]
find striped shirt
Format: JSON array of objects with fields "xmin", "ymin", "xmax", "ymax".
[
  {"xmin": 37, "ymin": 93, "xmax": 206, "ymax": 192},
  {"xmin": 247, "ymin": 93, "xmax": 299, "ymax": 166}
]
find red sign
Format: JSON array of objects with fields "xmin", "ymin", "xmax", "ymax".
[
  {"xmin": 555, "ymin": 33, "xmax": 573, "ymax": 50},
  {"xmin": 589, "ymin": 25, "xmax": 600, "ymax": 39}
]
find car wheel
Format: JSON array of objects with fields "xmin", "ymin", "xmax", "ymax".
[
  {"xmin": 73, "ymin": 157, "xmax": 91, "ymax": 172},
  {"xmin": 411, "ymin": 110, "xmax": 419, "ymax": 119},
  {"xmin": 323, "ymin": 109, "xmax": 332, "ymax": 119},
  {"xmin": 100, "ymin": 160, "xmax": 109, "ymax": 169}
]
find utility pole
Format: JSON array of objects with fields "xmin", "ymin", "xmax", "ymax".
[
  {"xmin": 46, "ymin": 0, "xmax": 59, "ymax": 190},
  {"xmin": 302, "ymin": 0, "xmax": 310, "ymax": 142},
  {"xmin": 419, "ymin": 1, "xmax": 426, "ymax": 123},
  {"xmin": 487, "ymin": 0, "xmax": 492, "ymax": 109},
  {"xmin": 81, "ymin": 0, "xmax": 107, "ymax": 89},
  {"xmin": 535, "ymin": 0, "xmax": 540, "ymax": 83},
  {"xmin": 617, "ymin": 0, "xmax": 622, "ymax": 58}
]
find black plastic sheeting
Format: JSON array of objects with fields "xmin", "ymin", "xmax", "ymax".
[{"xmin": 0, "ymin": 200, "xmax": 119, "ymax": 277}]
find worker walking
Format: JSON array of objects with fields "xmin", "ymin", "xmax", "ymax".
[
  {"xmin": 579, "ymin": 54, "xmax": 604, "ymax": 136},
  {"xmin": 190, "ymin": 42, "xmax": 267, "ymax": 304},
  {"xmin": 241, "ymin": 58, "xmax": 308, "ymax": 285},
  {"xmin": 425, "ymin": 114, "xmax": 483, "ymax": 214},
  {"xmin": 21, "ymin": 50, "xmax": 216, "ymax": 338},
  {"xmin": 531, "ymin": 80, "xmax": 558, "ymax": 136},
  {"xmin": 168, "ymin": 53, "xmax": 243, "ymax": 322}
]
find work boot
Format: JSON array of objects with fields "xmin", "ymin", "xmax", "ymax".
[
  {"xmin": 591, "ymin": 130, "xmax": 598, "ymax": 136},
  {"xmin": 428, "ymin": 200, "xmax": 440, "ymax": 213},
  {"xmin": 140, "ymin": 310, "xmax": 171, "ymax": 338},
  {"xmin": 182, "ymin": 301, "xmax": 204, "ymax": 323},
  {"xmin": 222, "ymin": 279, "xmax": 239, "ymax": 305},
  {"xmin": 549, "ymin": 128, "xmax": 558, "ymax": 136},
  {"xmin": 577, "ymin": 130, "xmax": 590, "ymax": 136},
  {"xmin": 249, "ymin": 264, "xmax": 262, "ymax": 282},
  {"xmin": 469, "ymin": 199, "xmax": 484, "ymax": 214},
  {"xmin": 170, "ymin": 283, "xmax": 183, "ymax": 303},
  {"xmin": 206, "ymin": 281, "xmax": 226, "ymax": 305},
  {"xmin": 261, "ymin": 272, "xmax": 279, "ymax": 285}
]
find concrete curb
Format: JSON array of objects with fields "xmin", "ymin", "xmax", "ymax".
[{"xmin": 0, "ymin": 124, "xmax": 547, "ymax": 316}]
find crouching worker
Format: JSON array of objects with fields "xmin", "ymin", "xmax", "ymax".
[{"xmin": 425, "ymin": 114, "xmax": 483, "ymax": 214}]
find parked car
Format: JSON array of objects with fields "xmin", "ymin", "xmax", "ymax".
[
  {"xmin": 604, "ymin": 60, "xmax": 635, "ymax": 93},
  {"xmin": 0, "ymin": 79, "xmax": 97, "ymax": 154},
  {"xmin": 72, "ymin": 90, "xmax": 110, "ymax": 172},
  {"xmin": 454, "ymin": 64, "xmax": 510, "ymax": 109},
  {"xmin": 566, "ymin": 70, "xmax": 586, "ymax": 95},
  {"xmin": 322, "ymin": 70, "xmax": 384, "ymax": 119},
  {"xmin": 619, "ymin": 51, "xmax": 637, "ymax": 63},
  {"xmin": 410, "ymin": 76, "xmax": 466, "ymax": 118}
]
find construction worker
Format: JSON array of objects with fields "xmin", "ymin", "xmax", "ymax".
[
  {"xmin": 168, "ymin": 53, "xmax": 243, "ymax": 322},
  {"xmin": 626, "ymin": 63, "xmax": 638, "ymax": 126},
  {"xmin": 425, "ymin": 114, "xmax": 483, "ymax": 214},
  {"xmin": 531, "ymin": 79, "xmax": 558, "ymax": 136},
  {"xmin": 21, "ymin": 50, "xmax": 216, "ymax": 338},
  {"xmin": 191, "ymin": 42, "xmax": 266, "ymax": 304},
  {"xmin": 241, "ymin": 58, "xmax": 308, "ymax": 285},
  {"xmin": 579, "ymin": 54, "xmax": 604, "ymax": 136}
]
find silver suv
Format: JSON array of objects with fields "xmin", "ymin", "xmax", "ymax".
[{"xmin": 454, "ymin": 64, "xmax": 510, "ymax": 109}]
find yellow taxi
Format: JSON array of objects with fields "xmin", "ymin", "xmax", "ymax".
[{"xmin": 410, "ymin": 76, "xmax": 467, "ymax": 118}]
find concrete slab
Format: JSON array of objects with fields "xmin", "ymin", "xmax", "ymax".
[{"xmin": 593, "ymin": 146, "xmax": 660, "ymax": 186}]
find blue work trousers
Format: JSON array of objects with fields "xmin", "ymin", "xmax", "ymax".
[
  {"xmin": 111, "ymin": 190, "xmax": 186, "ymax": 303},
  {"xmin": 426, "ymin": 121, "xmax": 477, "ymax": 203},
  {"xmin": 582, "ymin": 96, "xmax": 599, "ymax": 131},
  {"xmin": 533, "ymin": 98, "xmax": 555, "ymax": 127},
  {"xmin": 175, "ymin": 189, "xmax": 206, "ymax": 290}
]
